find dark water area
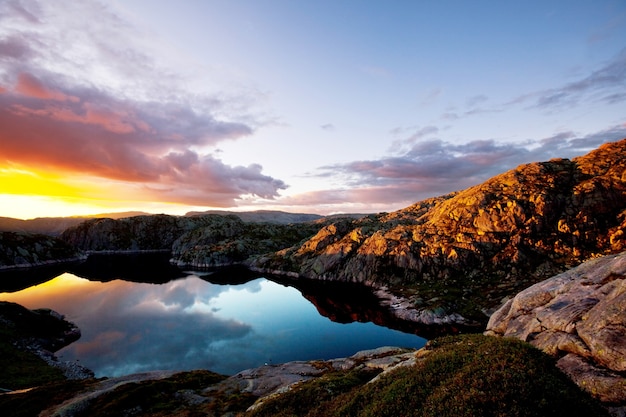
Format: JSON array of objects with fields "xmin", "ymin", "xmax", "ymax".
[{"xmin": 0, "ymin": 254, "xmax": 427, "ymax": 377}]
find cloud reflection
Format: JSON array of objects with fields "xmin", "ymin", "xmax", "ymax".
[
  {"xmin": 1, "ymin": 274, "xmax": 254, "ymax": 376},
  {"xmin": 0, "ymin": 272, "xmax": 426, "ymax": 376}
]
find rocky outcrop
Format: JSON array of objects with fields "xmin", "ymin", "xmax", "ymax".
[
  {"xmin": 0, "ymin": 231, "xmax": 83, "ymax": 269},
  {"xmin": 60, "ymin": 214, "xmax": 233, "ymax": 251},
  {"xmin": 485, "ymin": 252, "xmax": 626, "ymax": 411},
  {"xmin": 250, "ymin": 139, "xmax": 626, "ymax": 323},
  {"xmin": 208, "ymin": 346, "xmax": 417, "ymax": 409},
  {"xmin": 33, "ymin": 347, "xmax": 417, "ymax": 417},
  {"xmin": 171, "ymin": 218, "xmax": 333, "ymax": 268},
  {"xmin": 0, "ymin": 301, "xmax": 93, "ymax": 382}
]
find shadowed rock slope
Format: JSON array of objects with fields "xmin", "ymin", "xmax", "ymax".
[
  {"xmin": 250, "ymin": 139, "xmax": 626, "ymax": 323},
  {"xmin": 0, "ymin": 232, "xmax": 83, "ymax": 270},
  {"xmin": 60, "ymin": 214, "xmax": 239, "ymax": 251}
]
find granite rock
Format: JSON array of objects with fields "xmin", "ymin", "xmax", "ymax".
[{"xmin": 485, "ymin": 252, "xmax": 626, "ymax": 408}]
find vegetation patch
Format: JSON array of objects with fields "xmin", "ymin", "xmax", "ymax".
[
  {"xmin": 249, "ymin": 334, "xmax": 609, "ymax": 417},
  {"xmin": 0, "ymin": 302, "xmax": 73, "ymax": 390},
  {"xmin": 74, "ymin": 370, "xmax": 257, "ymax": 417},
  {"xmin": 247, "ymin": 367, "xmax": 382, "ymax": 417}
]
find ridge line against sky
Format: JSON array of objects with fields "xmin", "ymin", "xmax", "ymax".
[{"xmin": 0, "ymin": 0, "xmax": 625, "ymax": 219}]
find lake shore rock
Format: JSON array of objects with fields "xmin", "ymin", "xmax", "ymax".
[
  {"xmin": 34, "ymin": 347, "xmax": 417, "ymax": 417},
  {"xmin": 485, "ymin": 251, "xmax": 626, "ymax": 411},
  {"xmin": 209, "ymin": 346, "xmax": 417, "ymax": 411},
  {"xmin": 0, "ymin": 231, "xmax": 85, "ymax": 270},
  {"xmin": 0, "ymin": 302, "xmax": 94, "ymax": 384}
]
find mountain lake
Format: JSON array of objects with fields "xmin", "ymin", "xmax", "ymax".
[{"xmin": 0, "ymin": 253, "xmax": 426, "ymax": 377}]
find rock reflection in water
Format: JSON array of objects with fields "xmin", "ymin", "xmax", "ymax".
[{"xmin": 0, "ymin": 262, "xmax": 426, "ymax": 377}]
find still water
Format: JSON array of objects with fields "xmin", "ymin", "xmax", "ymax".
[{"xmin": 1, "ymin": 264, "xmax": 426, "ymax": 377}]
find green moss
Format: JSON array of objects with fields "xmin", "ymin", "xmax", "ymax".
[
  {"xmin": 249, "ymin": 334, "xmax": 609, "ymax": 417},
  {"xmin": 0, "ymin": 339, "xmax": 65, "ymax": 390},
  {"xmin": 247, "ymin": 367, "xmax": 381, "ymax": 417}
]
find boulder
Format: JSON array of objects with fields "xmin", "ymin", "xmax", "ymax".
[{"xmin": 485, "ymin": 252, "xmax": 626, "ymax": 408}]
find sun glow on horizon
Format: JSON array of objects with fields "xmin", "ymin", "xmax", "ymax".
[{"xmin": 0, "ymin": 166, "xmax": 206, "ymax": 219}]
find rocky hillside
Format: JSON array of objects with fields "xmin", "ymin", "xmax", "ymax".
[
  {"xmin": 60, "ymin": 214, "xmax": 227, "ymax": 251},
  {"xmin": 171, "ymin": 216, "xmax": 335, "ymax": 269},
  {"xmin": 3, "ymin": 334, "xmax": 608, "ymax": 417},
  {"xmin": 0, "ymin": 231, "xmax": 82, "ymax": 269},
  {"xmin": 250, "ymin": 139, "xmax": 626, "ymax": 323}
]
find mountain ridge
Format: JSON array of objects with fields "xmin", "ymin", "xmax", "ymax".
[{"xmin": 248, "ymin": 139, "xmax": 626, "ymax": 322}]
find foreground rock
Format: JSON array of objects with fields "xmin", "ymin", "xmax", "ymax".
[
  {"xmin": 210, "ymin": 346, "xmax": 417, "ymax": 410},
  {"xmin": 485, "ymin": 251, "xmax": 626, "ymax": 411},
  {"xmin": 251, "ymin": 139, "xmax": 626, "ymax": 324},
  {"xmin": 0, "ymin": 301, "xmax": 93, "ymax": 387},
  {"xmin": 28, "ymin": 347, "xmax": 416, "ymax": 417}
]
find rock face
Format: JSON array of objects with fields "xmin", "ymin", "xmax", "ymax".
[
  {"xmin": 61, "ymin": 214, "xmax": 331, "ymax": 267},
  {"xmin": 485, "ymin": 252, "xmax": 626, "ymax": 408},
  {"xmin": 0, "ymin": 231, "xmax": 83, "ymax": 269},
  {"xmin": 61, "ymin": 214, "xmax": 229, "ymax": 251},
  {"xmin": 250, "ymin": 139, "xmax": 626, "ymax": 322},
  {"xmin": 171, "ymin": 217, "xmax": 331, "ymax": 269}
]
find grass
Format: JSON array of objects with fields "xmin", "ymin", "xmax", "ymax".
[
  {"xmin": 247, "ymin": 367, "xmax": 382, "ymax": 417},
  {"xmin": 248, "ymin": 334, "xmax": 609, "ymax": 417},
  {"xmin": 78, "ymin": 370, "xmax": 256, "ymax": 417},
  {"xmin": 0, "ymin": 302, "xmax": 70, "ymax": 390}
]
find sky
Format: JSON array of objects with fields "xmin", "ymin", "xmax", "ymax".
[{"xmin": 0, "ymin": 0, "xmax": 625, "ymax": 219}]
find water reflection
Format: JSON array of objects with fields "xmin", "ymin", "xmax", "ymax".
[{"xmin": 0, "ymin": 272, "xmax": 425, "ymax": 377}]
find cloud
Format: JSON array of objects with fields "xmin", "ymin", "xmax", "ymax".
[
  {"xmin": 0, "ymin": 0, "xmax": 286, "ymax": 206},
  {"xmin": 465, "ymin": 94, "xmax": 488, "ymax": 108},
  {"xmin": 511, "ymin": 48, "xmax": 626, "ymax": 110},
  {"xmin": 299, "ymin": 125, "xmax": 626, "ymax": 209}
]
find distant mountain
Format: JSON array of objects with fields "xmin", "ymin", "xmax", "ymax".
[
  {"xmin": 0, "ymin": 210, "xmax": 339, "ymax": 237},
  {"xmin": 185, "ymin": 209, "xmax": 327, "ymax": 224},
  {"xmin": 249, "ymin": 138, "xmax": 626, "ymax": 324},
  {"xmin": 0, "ymin": 211, "xmax": 150, "ymax": 236}
]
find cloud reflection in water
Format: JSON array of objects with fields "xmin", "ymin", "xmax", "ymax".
[
  {"xmin": 1, "ymin": 273, "xmax": 425, "ymax": 376},
  {"xmin": 2, "ymin": 274, "xmax": 261, "ymax": 375}
]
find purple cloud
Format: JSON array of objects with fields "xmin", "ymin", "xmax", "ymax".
[
  {"xmin": 0, "ymin": 0, "xmax": 286, "ymax": 206},
  {"xmin": 511, "ymin": 48, "xmax": 626, "ymax": 110},
  {"xmin": 308, "ymin": 126, "xmax": 626, "ymax": 208}
]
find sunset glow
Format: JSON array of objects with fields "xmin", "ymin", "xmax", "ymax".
[{"xmin": 1, "ymin": 1, "xmax": 625, "ymax": 219}]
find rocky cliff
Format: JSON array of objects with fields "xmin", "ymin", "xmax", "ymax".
[{"xmin": 250, "ymin": 139, "xmax": 626, "ymax": 323}]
